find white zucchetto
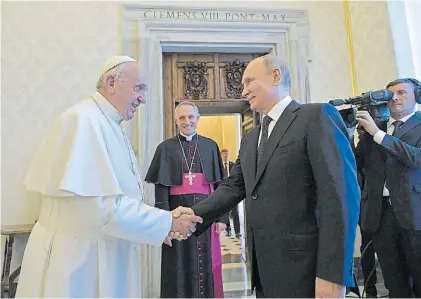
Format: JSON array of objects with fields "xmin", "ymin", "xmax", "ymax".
[{"xmin": 100, "ymin": 55, "xmax": 137, "ymax": 76}]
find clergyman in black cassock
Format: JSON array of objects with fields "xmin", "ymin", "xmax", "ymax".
[{"xmin": 145, "ymin": 131, "xmax": 227, "ymax": 298}]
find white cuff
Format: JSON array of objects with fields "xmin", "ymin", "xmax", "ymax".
[{"xmin": 373, "ymin": 130, "xmax": 387, "ymax": 144}]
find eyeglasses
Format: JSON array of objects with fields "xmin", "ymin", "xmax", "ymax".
[{"xmin": 133, "ymin": 84, "xmax": 147, "ymax": 93}]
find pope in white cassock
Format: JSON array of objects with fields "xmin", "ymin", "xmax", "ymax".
[{"xmin": 16, "ymin": 56, "xmax": 202, "ymax": 298}]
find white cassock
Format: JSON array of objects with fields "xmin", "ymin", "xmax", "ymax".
[{"xmin": 16, "ymin": 92, "xmax": 172, "ymax": 298}]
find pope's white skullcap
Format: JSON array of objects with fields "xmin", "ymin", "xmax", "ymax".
[{"xmin": 100, "ymin": 55, "xmax": 137, "ymax": 76}]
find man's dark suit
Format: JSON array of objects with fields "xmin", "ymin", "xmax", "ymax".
[
  {"xmin": 192, "ymin": 101, "xmax": 360, "ymax": 297},
  {"xmin": 357, "ymin": 112, "xmax": 421, "ymax": 297},
  {"xmin": 223, "ymin": 161, "xmax": 241, "ymax": 236}
]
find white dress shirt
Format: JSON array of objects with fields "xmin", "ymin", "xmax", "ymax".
[
  {"xmin": 258, "ymin": 96, "xmax": 293, "ymax": 144},
  {"xmin": 373, "ymin": 111, "xmax": 416, "ymax": 196}
]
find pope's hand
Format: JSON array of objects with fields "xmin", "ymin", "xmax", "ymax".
[{"xmin": 170, "ymin": 206, "xmax": 203, "ymax": 241}]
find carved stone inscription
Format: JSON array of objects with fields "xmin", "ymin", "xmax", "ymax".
[
  {"xmin": 183, "ymin": 61, "xmax": 209, "ymax": 100},
  {"xmin": 138, "ymin": 9, "xmax": 305, "ymax": 23},
  {"xmin": 225, "ymin": 59, "xmax": 248, "ymax": 99}
]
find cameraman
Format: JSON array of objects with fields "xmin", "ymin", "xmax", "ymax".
[{"xmin": 356, "ymin": 78, "xmax": 421, "ymax": 297}]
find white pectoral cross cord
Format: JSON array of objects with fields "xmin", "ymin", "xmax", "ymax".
[
  {"xmin": 185, "ymin": 171, "xmax": 196, "ymax": 185},
  {"xmin": 178, "ymin": 135, "xmax": 199, "ymax": 186}
]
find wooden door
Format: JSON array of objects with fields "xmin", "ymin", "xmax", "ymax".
[{"xmin": 162, "ymin": 52, "xmax": 266, "ymax": 139}]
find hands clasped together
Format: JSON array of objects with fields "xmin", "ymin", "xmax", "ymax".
[{"xmin": 165, "ymin": 207, "xmax": 203, "ymax": 247}]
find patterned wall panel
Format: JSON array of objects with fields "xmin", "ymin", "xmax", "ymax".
[{"xmin": 2, "ymin": 1, "xmax": 119, "ymax": 225}]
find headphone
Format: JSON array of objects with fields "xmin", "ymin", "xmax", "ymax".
[{"xmin": 405, "ymin": 78, "xmax": 421, "ymax": 104}]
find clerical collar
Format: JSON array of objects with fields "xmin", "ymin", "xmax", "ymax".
[
  {"xmin": 179, "ymin": 132, "xmax": 197, "ymax": 141},
  {"xmin": 91, "ymin": 92, "xmax": 123, "ymax": 124}
]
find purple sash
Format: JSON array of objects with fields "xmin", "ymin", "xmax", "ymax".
[
  {"xmin": 169, "ymin": 172, "xmax": 224, "ymax": 297},
  {"xmin": 169, "ymin": 173, "xmax": 213, "ymax": 195},
  {"xmin": 211, "ymin": 223, "xmax": 224, "ymax": 297}
]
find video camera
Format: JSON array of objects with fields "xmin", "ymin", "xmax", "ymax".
[{"xmin": 329, "ymin": 89, "xmax": 392, "ymax": 128}]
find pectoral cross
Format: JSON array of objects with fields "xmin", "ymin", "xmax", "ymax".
[{"xmin": 185, "ymin": 171, "xmax": 196, "ymax": 185}]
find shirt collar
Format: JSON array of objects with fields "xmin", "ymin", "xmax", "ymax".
[
  {"xmin": 387, "ymin": 111, "xmax": 416, "ymax": 128},
  {"xmin": 179, "ymin": 132, "xmax": 197, "ymax": 141},
  {"xmin": 91, "ymin": 92, "xmax": 123, "ymax": 124},
  {"xmin": 265, "ymin": 96, "xmax": 293, "ymax": 123}
]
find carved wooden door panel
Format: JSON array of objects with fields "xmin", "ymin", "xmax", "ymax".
[{"xmin": 163, "ymin": 53, "xmax": 266, "ymax": 138}]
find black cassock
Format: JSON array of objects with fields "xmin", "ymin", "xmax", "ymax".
[{"xmin": 145, "ymin": 134, "xmax": 228, "ymax": 298}]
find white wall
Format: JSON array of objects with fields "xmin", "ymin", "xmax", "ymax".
[
  {"xmin": 350, "ymin": 0, "xmax": 398, "ymax": 93},
  {"xmin": 2, "ymin": 1, "xmax": 120, "ymax": 226},
  {"xmin": 406, "ymin": 0, "xmax": 421, "ymax": 79},
  {"xmin": 405, "ymin": 0, "xmax": 421, "ymax": 111}
]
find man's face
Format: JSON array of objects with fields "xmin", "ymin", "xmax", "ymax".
[
  {"xmin": 176, "ymin": 104, "xmax": 200, "ymax": 136},
  {"xmin": 221, "ymin": 151, "xmax": 229, "ymax": 162},
  {"xmin": 110, "ymin": 62, "xmax": 147, "ymax": 121},
  {"xmin": 387, "ymin": 82, "xmax": 416, "ymax": 119},
  {"xmin": 241, "ymin": 58, "xmax": 280, "ymax": 114}
]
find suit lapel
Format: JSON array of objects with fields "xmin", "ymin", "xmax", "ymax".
[
  {"xmin": 252, "ymin": 101, "xmax": 299, "ymax": 191},
  {"xmin": 247, "ymin": 127, "xmax": 260, "ymax": 180},
  {"xmin": 396, "ymin": 112, "xmax": 421, "ymax": 138},
  {"xmin": 377, "ymin": 121, "xmax": 388, "ymax": 161}
]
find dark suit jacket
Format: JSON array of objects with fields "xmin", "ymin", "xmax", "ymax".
[
  {"xmin": 222, "ymin": 161, "xmax": 234, "ymax": 179},
  {"xmin": 192, "ymin": 100, "xmax": 360, "ymax": 297},
  {"xmin": 357, "ymin": 112, "xmax": 421, "ymax": 232}
]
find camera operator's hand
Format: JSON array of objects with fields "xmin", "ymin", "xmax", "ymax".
[{"xmin": 356, "ymin": 111, "xmax": 380, "ymax": 136}]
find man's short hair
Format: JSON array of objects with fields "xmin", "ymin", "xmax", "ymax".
[
  {"xmin": 260, "ymin": 54, "xmax": 291, "ymax": 90},
  {"xmin": 386, "ymin": 78, "xmax": 419, "ymax": 91},
  {"xmin": 221, "ymin": 148, "xmax": 229, "ymax": 153},
  {"xmin": 175, "ymin": 101, "xmax": 200, "ymax": 116}
]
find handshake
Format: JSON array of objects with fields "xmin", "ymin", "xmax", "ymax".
[{"xmin": 165, "ymin": 206, "xmax": 203, "ymax": 247}]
